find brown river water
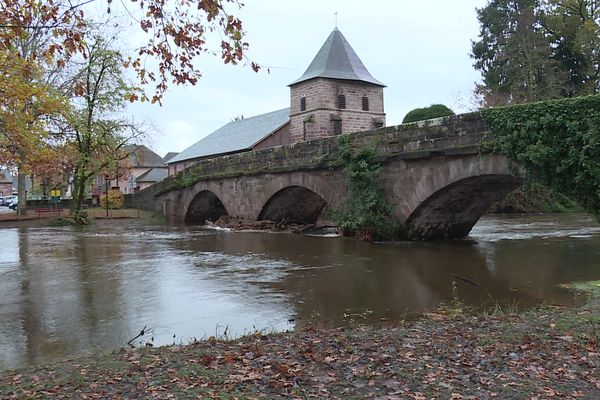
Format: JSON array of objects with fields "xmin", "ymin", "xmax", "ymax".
[{"xmin": 1, "ymin": 213, "xmax": 600, "ymax": 369}]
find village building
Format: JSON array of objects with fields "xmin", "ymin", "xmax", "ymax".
[
  {"xmin": 119, "ymin": 145, "xmax": 168, "ymax": 193},
  {"xmin": 163, "ymin": 152, "xmax": 179, "ymax": 163},
  {"xmin": 288, "ymin": 27, "xmax": 385, "ymax": 142},
  {"xmin": 167, "ymin": 108, "xmax": 290, "ymax": 175},
  {"xmin": 135, "ymin": 167, "xmax": 168, "ymax": 191},
  {"xmin": 0, "ymin": 169, "xmax": 15, "ymax": 197},
  {"xmin": 167, "ymin": 28, "xmax": 385, "ymax": 175},
  {"xmin": 92, "ymin": 145, "xmax": 168, "ymax": 202}
]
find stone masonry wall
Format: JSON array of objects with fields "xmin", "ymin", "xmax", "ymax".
[
  {"xmin": 134, "ymin": 112, "xmax": 489, "ymax": 213},
  {"xmin": 289, "ymin": 78, "xmax": 385, "ymax": 142}
]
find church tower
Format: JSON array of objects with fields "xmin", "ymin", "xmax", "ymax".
[{"xmin": 289, "ymin": 28, "xmax": 386, "ymax": 143}]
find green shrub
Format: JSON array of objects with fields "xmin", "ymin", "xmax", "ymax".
[
  {"xmin": 48, "ymin": 211, "xmax": 93, "ymax": 226},
  {"xmin": 332, "ymin": 136, "xmax": 401, "ymax": 241},
  {"xmin": 99, "ymin": 190, "xmax": 124, "ymax": 210},
  {"xmin": 71, "ymin": 210, "xmax": 93, "ymax": 225},
  {"xmin": 482, "ymin": 94, "xmax": 600, "ymax": 217},
  {"xmin": 489, "ymin": 180, "xmax": 581, "ymax": 214},
  {"xmin": 402, "ymin": 104, "xmax": 455, "ymax": 123}
]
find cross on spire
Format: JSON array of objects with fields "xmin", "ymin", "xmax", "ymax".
[{"xmin": 334, "ymin": 11, "xmax": 338, "ymax": 27}]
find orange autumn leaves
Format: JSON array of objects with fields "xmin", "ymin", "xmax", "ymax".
[{"xmin": 0, "ymin": 51, "xmax": 67, "ymax": 176}]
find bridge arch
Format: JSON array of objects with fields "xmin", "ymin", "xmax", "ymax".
[
  {"xmin": 258, "ymin": 185, "xmax": 328, "ymax": 224},
  {"xmin": 404, "ymin": 174, "xmax": 520, "ymax": 240},
  {"xmin": 184, "ymin": 190, "xmax": 229, "ymax": 224}
]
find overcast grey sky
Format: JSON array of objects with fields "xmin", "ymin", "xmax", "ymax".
[{"xmin": 128, "ymin": 0, "xmax": 488, "ymax": 157}]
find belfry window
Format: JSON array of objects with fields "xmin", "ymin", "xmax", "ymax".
[
  {"xmin": 337, "ymin": 94, "xmax": 346, "ymax": 109},
  {"xmin": 362, "ymin": 96, "xmax": 369, "ymax": 111},
  {"xmin": 300, "ymin": 96, "xmax": 306, "ymax": 111}
]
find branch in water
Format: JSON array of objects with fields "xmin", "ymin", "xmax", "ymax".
[{"xmin": 127, "ymin": 325, "xmax": 148, "ymax": 348}]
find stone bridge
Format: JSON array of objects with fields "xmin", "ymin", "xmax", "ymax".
[{"xmin": 135, "ymin": 112, "xmax": 522, "ymax": 240}]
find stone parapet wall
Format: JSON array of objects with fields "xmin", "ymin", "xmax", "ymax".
[
  {"xmin": 136, "ymin": 112, "xmax": 488, "ymax": 212},
  {"xmin": 128, "ymin": 177, "xmax": 171, "ymax": 213}
]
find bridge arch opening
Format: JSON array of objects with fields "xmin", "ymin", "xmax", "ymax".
[
  {"xmin": 185, "ymin": 190, "xmax": 228, "ymax": 224},
  {"xmin": 258, "ymin": 185, "xmax": 327, "ymax": 224},
  {"xmin": 405, "ymin": 174, "xmax": 521, "ymax": 240}
]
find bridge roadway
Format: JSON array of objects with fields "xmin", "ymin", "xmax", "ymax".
[{"xmin": 135, "ymin": 112, "xmax": 522, "ymax": 240}]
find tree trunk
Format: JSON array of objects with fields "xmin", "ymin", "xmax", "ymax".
[
  {"xmin": 72, "ymin": 165, "xmax": 88, "ymax": 215},
  {"xmin": 17, "ymin": 169, "xmax": 27, "ymax": 216},
  {"xmin": 17, "ymin": 160, "xmax": 27, "ymax": 216}
]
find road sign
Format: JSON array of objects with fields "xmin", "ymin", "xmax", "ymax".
[{"xmin": 50, "ymin": 188, "xmax": 61, "ymax": 203}]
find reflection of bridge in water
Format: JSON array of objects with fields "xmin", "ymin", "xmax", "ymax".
[{"xmin": 137, "ymin": 112, "xmax": 522, "ymax": 240}]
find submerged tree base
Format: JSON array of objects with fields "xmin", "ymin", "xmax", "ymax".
[{"xmin": 2, "ymin": 283, "xmax": 599, "ymax": 398}]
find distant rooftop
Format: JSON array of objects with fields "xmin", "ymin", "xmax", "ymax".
[
  {"xmin": 0, "ymin": 170, "xmax": 12, "ymax": 184},
  {"xmin": 128, "ymin": 145, "xmax": 165, "ymax": 168},
  {"xmin": 163, "ymin": 152, "xmax": 179, "ymax": 163},
  {"xmin": 290, "ymin": 28, "xmax": 384, "ymax": 87},
  {"xmin": 168, "ymin": 108, "xmax": 290, "ymax": 164},
  {"xmin": 136, "ymin": 167, "xmax": 168, "ymax": 183}
]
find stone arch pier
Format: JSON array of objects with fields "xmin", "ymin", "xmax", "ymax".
[{"xmin": 139, "ymin": 112, "xmax": 523, "ymax": 240}]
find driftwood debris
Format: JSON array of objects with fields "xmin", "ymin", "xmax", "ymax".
[{"xmin": 208, "ymin": 216, "xmax": 334, "ymax": 235}]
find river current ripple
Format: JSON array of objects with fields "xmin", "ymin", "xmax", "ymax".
[{"xmin": 1, "ymin": 213, "xmax": 599, "ymax": 368}]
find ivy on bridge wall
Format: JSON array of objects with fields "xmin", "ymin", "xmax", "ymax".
[
  {"xmin": 482, "ymin": 94, "xmax": 600, "ymax": 217},
  {"xmin": 332, "ymin": 135, "xmax": 401, "ymax": 241}
]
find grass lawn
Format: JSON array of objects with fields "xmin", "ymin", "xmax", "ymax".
[{"xmin": 0, "ymin": 207, "xmax": 152, "ymax": 223}]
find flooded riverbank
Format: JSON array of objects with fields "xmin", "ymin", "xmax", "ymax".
[{"xmin": 1, "ymin": 213, "xmax": 599, "ymax": 369}]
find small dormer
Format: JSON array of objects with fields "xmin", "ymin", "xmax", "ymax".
[{"xmin": 289, "ymin": 28, "xmax": 386, "ymax": 142}]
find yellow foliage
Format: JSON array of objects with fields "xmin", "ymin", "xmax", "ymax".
[
  {"xmin": 0, "ymin": 51, "xmax": 68, "ymax": 171},
  {"xmin": 99, "ymin": 190, "xmax": 124, "ymax": 210}
]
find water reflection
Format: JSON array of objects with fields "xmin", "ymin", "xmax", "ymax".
[{"xmin": 0, "ymin": 214, "xmax": 599, "ymax": 369}]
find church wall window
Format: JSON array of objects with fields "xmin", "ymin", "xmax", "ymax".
[
  {"xmin": 337, "ymin": 94, "xmax": 346, "ymax": 109},
  {"xmin": 300, "ymin": 96, "xmax": 306, "ymax": 111},
  {"xmin": 362, "ymin": 96, "xmax": 369, "ymax": 111},
  {"xmin": 333, "ymin": 119, "xmax": 342, "ymax": 134}
]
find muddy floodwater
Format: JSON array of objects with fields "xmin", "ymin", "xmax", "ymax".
[{"xmin": 1, "ymin": 213, "xmax": 600, "ymax": 369}]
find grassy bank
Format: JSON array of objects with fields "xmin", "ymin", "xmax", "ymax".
[
  {"xmin": 0, "ymin": 208, "xmax": 152, "ymax": 225},
  {"xmin": 1, "ymin": 282, "xmax": 599, "ymax": 399},
  {"xmin": 84, "ymin": 208, "xmax": 152, "ymax": 219}
]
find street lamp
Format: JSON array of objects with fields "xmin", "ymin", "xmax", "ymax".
[
  {"xmin": 104, "ymin": 174, "xmax": 109, "ymax": 218},
  {"xmin": 129, "ymin": 174, "xmax": 137, "ymax": 217}
]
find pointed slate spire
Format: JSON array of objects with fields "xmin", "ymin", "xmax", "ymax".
[{"xmin": 290, "ymin": 28, "xmax": 385, "ymax": 87}]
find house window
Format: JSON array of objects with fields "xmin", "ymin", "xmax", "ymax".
[
  {"xmin": 333, "ymin": 119, "xmax": 342, "ymax": 134},
  {"xmin": 300, "ymin": 96, "xmax": 306, "ymax": 111},
  {"xmin": 337, "ymin": 94, "xmax": 346, "ymax": 109},
  {"xmin": 362, "ymin": 96, "xmax": 369, "ymax": 111},
  {"xmin": 374, "ymin": 121, "xmax": 384, "ymax": 129}
]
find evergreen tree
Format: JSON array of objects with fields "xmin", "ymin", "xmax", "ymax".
[{"xmin": 472, "ymin": 0, "xmax": 600, "ymax": 106}]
